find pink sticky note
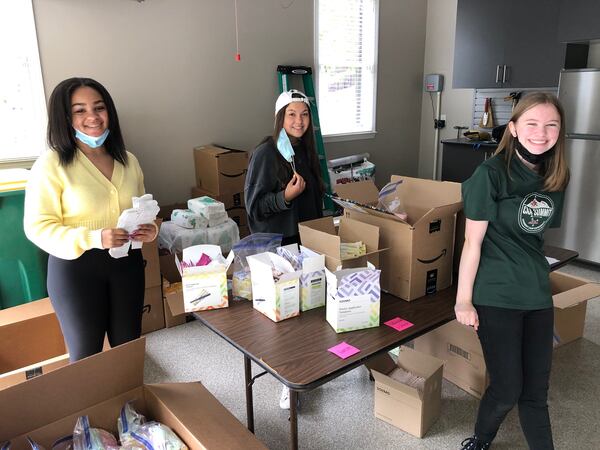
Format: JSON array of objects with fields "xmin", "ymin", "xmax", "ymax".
[
  {"xmin": 328, "ymin": 342, "xmax": 360, "ymax": 359},
  {"xmin": 384, "ymin": 317, "xmax": 414, "ymax": 332}
]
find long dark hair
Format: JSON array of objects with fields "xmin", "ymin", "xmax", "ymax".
[
  {"xmin": 47, "ymin": 77, "xmax": 127, "ymax": 166},
  {"xmin": 495, "ymin": 92, "xmax": 569, "ymax": 191},
  {"xmin": 270, "ymin": 103, "xmax": 325, "ymax": 195}
]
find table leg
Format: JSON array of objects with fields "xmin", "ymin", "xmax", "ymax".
[
  {"xmin": 244, "ymin": 355, "xmax": 254, "ymax": 432},
  {"xmin": 289, "ymin": 389, "xmax": 298, "ymax": 450}
]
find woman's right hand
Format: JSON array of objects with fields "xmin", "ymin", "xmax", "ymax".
[
  {"xmin": 455, "ymin": 302, "xmax": 479, "ymax": 331},
  {"xmin": 284, "ymin": 172, "xmax": 306, "ymax": 202},
  {"xmin": 101, "ymin": 228, "xmax": 130, "ymax": 248}
]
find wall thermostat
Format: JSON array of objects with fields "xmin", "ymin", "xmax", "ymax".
[{"xmin": 424, "ymin": 74, "xmax": 444, "ymax": 92}]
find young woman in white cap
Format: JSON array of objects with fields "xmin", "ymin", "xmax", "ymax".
[{"xmin": 244, "ymin": 89, "xmax": 325, "ymax": 408}]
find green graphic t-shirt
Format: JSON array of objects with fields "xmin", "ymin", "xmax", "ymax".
[{"xmin": 462, "ymin": 154, "xmax": 564, "ymax": 310}]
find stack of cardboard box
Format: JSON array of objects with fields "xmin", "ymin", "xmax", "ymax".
[
  {"xmin": 191, "ymin": 144, "xmax": 249, "ymax": 238},
  {"xmin": 141, "ymin": 235, "xmax": 165, "ymax": 334}
]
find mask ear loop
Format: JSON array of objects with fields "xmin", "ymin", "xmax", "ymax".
[{"xmin": 290, "ymin": 157, "xmax": 296, "ymax": 173}]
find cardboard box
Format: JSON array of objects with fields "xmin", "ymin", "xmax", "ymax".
[
  {"xmin": 298, "ymin": 216, "xmax": 383, "ymax": 271},
  {"xmin": 191, "ymin": 186, "xmax": 245, "ymax": 209},
  {"xmin": 141, "ymin": 223, "xmax": 162, "ymax": 289},
  {"xmin": 369, "ymin": 346, "xmax": 444, "ymax": 438},
  {"xmin": 176, "ymin": 245, "xmax": 234, "ymax": 312},
  {"xmin": 333, "ymin": 177, "xmax": 462, "ymax": 301},
  {"xmin": 0, "ymin": 338, "xmax": 267, "ymax": 450},
  {"xmin": 0, "ymin": 298, "xmax": 68, "ymax": 390},
  {"xmin": 413, "ymin": 320, "xmax": 488, "ymax": 399},
  {"xmin": 162, "ymin": 277, "xmax": 187, "ymax": 328},
  {"xmin": 247, "ymin": 252, "xmax": 302, "ymax": 322},
  {"xmin": 141, "ymin": 286, "xmax": 165, "ymax": 335},
  {"xmin": 278, "ymin": 244, "xmax": 326, "ymax": 311},
  {"xmin": 551, "ymin": 271, "xmax": 600, "ymax": 347},
  {"xmin": 413, "ymin": 272, "xmax": 600, "ymax": 398},
  {"xmin": 326, "ymin": 264, "xmax": 381, "ymax": 333},
  {"xmin": 193, "ymin": 144, "xmax": 248, "ymax": 196}
]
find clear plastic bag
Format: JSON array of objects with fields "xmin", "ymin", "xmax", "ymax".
[
  {"xmin": 231, "ymin": 233, "xmax": 282, "ymax": 300},
  {"xmin": 72, "ymin": 416, "xmax": 119, "ymax": 450},
  {"xmin": 51, "ymin": 435, "xmax": 73, "ymax": 450},
  {"xmin": 118, "ymin": 402, "xmax": 187, "ymax": 450},
  {"xmin": 26, "ymin": 438, "xmax": 46, "ymax": 450},
  {"xmin": 1, "ymin": 442, "xmax": 11, "ymax": 450},
  {"xmin": 377, "ymin": 180, "xmax": 408, "ymax": 221}
]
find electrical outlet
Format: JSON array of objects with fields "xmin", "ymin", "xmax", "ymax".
[{"xmin": 441, "ymin": 114, "xmax": 446, "ymax": 121}]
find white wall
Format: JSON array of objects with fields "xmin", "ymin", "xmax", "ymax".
[
  {"xmin": 33, "ymin": 0, "xmax": 313, "ymax": 204},
  {"xmin": 33, "ymin": 0, "xmax": 428, "ymax": 203},
  {"xmin": 417, "ymin": 0, "xmax": 473, "ymax": 179}
]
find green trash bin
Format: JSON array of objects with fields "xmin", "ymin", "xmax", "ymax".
[{"xmin": 0, "ymin": 188, "xmax": 48, "ymax": 309}]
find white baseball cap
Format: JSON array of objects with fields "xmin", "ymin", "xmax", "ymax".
[{"xmin": 275, "ymin": 89, "xmax": 310, "ymax": 115}]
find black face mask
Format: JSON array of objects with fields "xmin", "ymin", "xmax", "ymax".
[{"xmin": 515, "ymin": 138, "xmax": 555, "ymax": 165}]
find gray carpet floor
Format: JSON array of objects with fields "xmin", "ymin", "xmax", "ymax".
[{"xmin": 143, "ymin": 261, "xmax": 600, "ymax": 449}]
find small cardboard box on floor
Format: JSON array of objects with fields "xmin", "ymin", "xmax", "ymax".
[
  {"xmin": 368, "ymin": 346, "xmax": 444, "ymax": 438},
  {"xmin": 333, "ymin": 176, "xmax": 462, "ymax": 301},
  {"xmin": 193, "ymin": 144, "xmax": 248, "ymax": 196},
  {"xmin": 413, "ymin": 272, "xmax": 600, "ymax": 398},
  {"xmin": 0, "ymin": 338, "xmax": 267, "ymax": 450},
  {"xmin": 0, "ymin": 298, "xmax": 68, "ymax": 390}
]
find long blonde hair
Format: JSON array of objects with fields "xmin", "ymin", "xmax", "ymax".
[{"xmin": 495, "ymin": 92, "xmax": 569, "ymax": 191}]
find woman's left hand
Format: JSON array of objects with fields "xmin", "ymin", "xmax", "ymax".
[{"xmin": 130, "ymin": 223, "xmax": 158, "ymax": 243}]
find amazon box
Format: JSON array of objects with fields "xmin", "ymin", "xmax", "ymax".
[
  {"xmin": 0, "ymin": 338, "xmax": 267, "ymax": 450},
  {"xmin": 333, "ymin": 176, "xmax": 462, "ymax": 301},
  {"xmin": 193, "ymin": 144, "xmax": 248, "ymax": 196},
  {"xmin": 0, "ymin": 298, "xmax": 68, "ymax": 390},
  {"xmin": 369, "ymin": 346, "xmax": 444, "ymax": 438},
  {"xmin": 413, "ymin": 272, "xmax": 600, "ymax": 398}
]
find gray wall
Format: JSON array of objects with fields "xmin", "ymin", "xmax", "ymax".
[{"xmin": 33, "ymin": 0, "xmax": 428, "ymax": 204}]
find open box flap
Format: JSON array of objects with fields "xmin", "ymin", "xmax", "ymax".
[
  {"xmin": 371, "ymin": 366, "xmax": 424, "ymax": 404},
  {"xmin": 0, "ymin": 338, "xmax": 145, "ymax": 442},
  {"xmin": 553, "ymin": 282, "xmax": 600, "ymax": 309}
]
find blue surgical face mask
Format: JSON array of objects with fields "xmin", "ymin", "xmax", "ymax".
[
  {"xmin": 74, "ymin": 128, "xmax": 110, "ymax": 148},
  {"xmin": 276, "ymin": 128, "xmax": 296, "ymax": 171}
]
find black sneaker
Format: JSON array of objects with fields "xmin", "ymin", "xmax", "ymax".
[{"xmin": 460, "ymin": 436, "xmax": 491, "ymax": 450}]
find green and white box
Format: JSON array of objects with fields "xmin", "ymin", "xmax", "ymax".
[
  {"xmin": 326, "ymin": 264, "xmax": 381, "ymax": 333},
  {"xmin": 247, "ymin": 252, "xmax": 302, "ymax": 322},
  {"xmin": 277, "ymin": 244, "xmax": 326, "ymax": 311}
]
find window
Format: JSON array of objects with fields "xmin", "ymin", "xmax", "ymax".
[
  {"xmin": 315, "ymin": 0, "xmax": 379, "ymax": 139},
  {"xmin": 0, "ymin": 0, "xmax": 47, "ymax": 166}
]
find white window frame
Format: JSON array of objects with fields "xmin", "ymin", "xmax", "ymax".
[
  {"xmin": 0, "ymin": 0, "xmax": 47, "ymax": 169},
  {"xmin": 314, "ymin": 0, "xmax": 379, "ymax": 142}
]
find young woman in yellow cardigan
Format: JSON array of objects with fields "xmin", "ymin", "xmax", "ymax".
[{"xmin": 24, "ymin": 78, "xmax": 157, "ymax": 361}]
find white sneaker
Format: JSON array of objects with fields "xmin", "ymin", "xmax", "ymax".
[{"xmin": 279, "ymin": 385, "xmax": 290, "ymax": 410}]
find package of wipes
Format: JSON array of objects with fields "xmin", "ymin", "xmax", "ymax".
[
  {"xmin": 171, "ymin": 209, "xmax": 208, "ymax": 229},
  {"xmin": 188, "ymin": 196, "xmax": 228, "ymax": 227}
]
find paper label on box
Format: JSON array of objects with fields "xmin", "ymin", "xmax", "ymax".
[
  {"xmin": 331, "ymin": 294, "xmax": 379, "ymax": 331},
  {"xmin": 182, "ymin": 272, "xmax": 228, "ymax": 312},
  {"xmin": 276, "ymin": 280, "xmax": 300, "ymax": 320}
]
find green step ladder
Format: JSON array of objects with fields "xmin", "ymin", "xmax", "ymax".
[{"xmin": 276, "ymin": 65, "xmax": 334, "ymax": 213}]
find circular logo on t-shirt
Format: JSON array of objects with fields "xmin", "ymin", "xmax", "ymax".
[{"xmin": 518, "ymin": 193, "xmax": 554, "ymax": 233}]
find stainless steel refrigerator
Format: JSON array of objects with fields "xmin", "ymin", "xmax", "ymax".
[{"xmin": 545, "ymin": 68, "xmax": 600, "ymax": 264}]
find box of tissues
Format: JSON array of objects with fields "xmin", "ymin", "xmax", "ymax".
[
  {"xmin": 326, "ymin": 264, "xmax": 381, "ymax": 333},
  {"xmin": 277, "ymin": 244, "xmax": 326, "ymax": 311},
  {"xmin": 176, "ymin": 244, "xmax": 234, "ymax": 312},
  {"xmin": 246, "ymin": 252, "xmax": 302, "ymax": 322}
]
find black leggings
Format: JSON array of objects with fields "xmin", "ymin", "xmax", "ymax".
[
  {"xmin": 47, "ymin": 249, "xmax": 145, "ymax": 362},
  {"xmin": 474, "ymin": 304, "xmax": 554, "ymax": 449}
]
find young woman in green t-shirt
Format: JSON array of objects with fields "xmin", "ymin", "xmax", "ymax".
[{"xmin": 456, "ymin": 93, "xmax": 569, "ymax": 450}]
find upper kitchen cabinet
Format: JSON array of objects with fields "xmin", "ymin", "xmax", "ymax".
[
  {"xmin": 558, "ymin": 0, "xmax": 600, "ymax": 42},
  {"xmin": 453, "ymin": 0, "xmax": 564, "ymax": 89}
]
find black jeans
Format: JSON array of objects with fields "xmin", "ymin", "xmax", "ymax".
[
  {"xmin": 474, "ymin": 305, "xmax": 554, "ymax": 450},
  {"xmin": 47, "ymin": 249, "xmax": 145, "ymax": 362}
]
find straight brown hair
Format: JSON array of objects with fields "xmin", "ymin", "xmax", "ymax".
[{"xmin": 495, "ymin": 92, "xmax": 569, "ymax": 192}]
